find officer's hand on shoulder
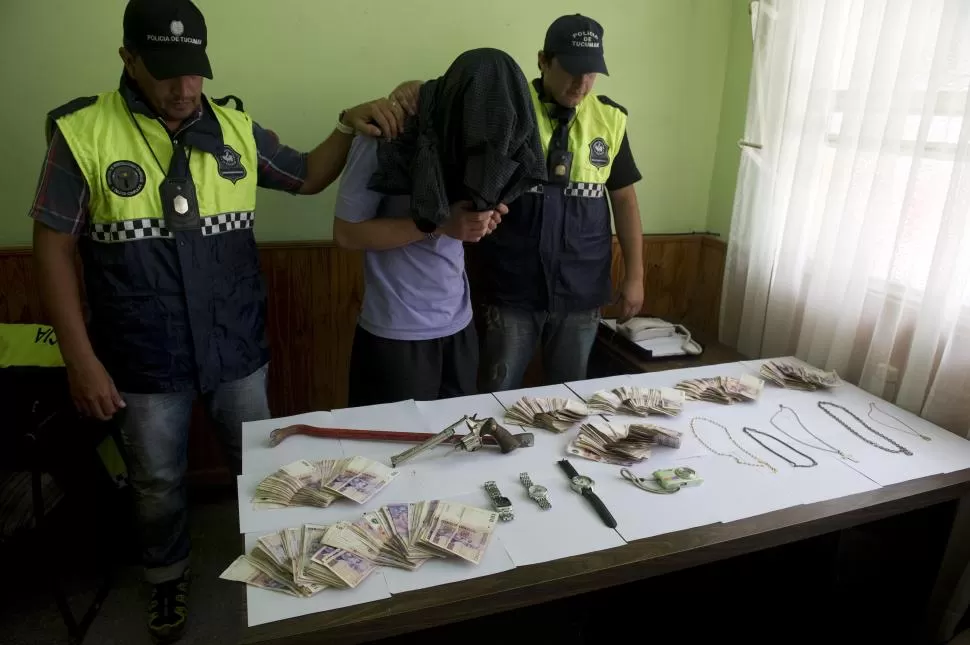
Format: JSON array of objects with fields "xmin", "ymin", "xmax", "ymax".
[
  {"xmin": 440, "ymin": 201, "xmax": 504, "ymax": 243},
  {"xmin": 389, "ymin": 80, "xmax": 422, "ymax": 116},
  {"xmin": 341, "ymin": 98, "xmax": 407, "ymax": 140}
]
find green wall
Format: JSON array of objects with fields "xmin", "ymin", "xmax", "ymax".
[
  {"xmin": 706, "ymin": 0, "xmax": 754, "ymax": 238},
  {"xmin": 0, "ymin": 0, "xmax": 751, "ymax": 246}
]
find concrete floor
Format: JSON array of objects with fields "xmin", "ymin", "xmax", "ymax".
[{"xmin": 1, "ymin": 498, "xmax": 247, "ymax": 645}]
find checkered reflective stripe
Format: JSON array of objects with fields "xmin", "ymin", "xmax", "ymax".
[
  {"xmin": 525, "ymin": 183, "xmax": 604, "ymax": 198},
  {"xmin": 201, "ymin": 211, "xmax": 255, "ymax": 236},
  {"xmin": 564, "ymin": 182, "xmax": 605, "ymax": 198},
  {"xmin": 90, "ymin": 218, "xmax": 171, "ymax": 243}
]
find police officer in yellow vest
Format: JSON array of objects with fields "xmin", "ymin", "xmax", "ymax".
[
  {"xmin": 28, "ymin": 0, "xmax": 405, "ymax": 641},
  {"xmin": 479, "ymin": 14, "xmax": 645, "ymax": 390}
]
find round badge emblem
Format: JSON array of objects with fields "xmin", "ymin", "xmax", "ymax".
[
  {"xmin": 106, "ymin": 160, "xmax": 146, "ymax": 197},
  {"xmin": 589, "ymin": 137, "xmax": 610, "ymax": 168},
  {"xmin": 170, "ymin": 20, "xmax": 185, "ymax": 36}
]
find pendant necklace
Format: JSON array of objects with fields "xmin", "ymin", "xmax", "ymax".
[
  {"xmin": 690, "ymin": 417, "xmax": 777, "ymax": 473},
  {"xmin": 741, "ymin": 427, "xmax": 818, "ymax": 468},
  {"xmin": 868, "ymin": 402, "xmax": 932, "ymax": 442},
  {"xmin": 770, "ymin": 404, "xmax": 857, "ymax": 462},
  {"xmin": 817, "ymin": 402, "xmax": 912, "ymax": 456}
]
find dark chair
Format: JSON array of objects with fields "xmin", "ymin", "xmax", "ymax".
[{"xmin": 0, "ymin": 366, "xmax": 121, "ymax": 645}]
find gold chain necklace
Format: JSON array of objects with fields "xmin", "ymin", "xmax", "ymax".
[{"xmin": 690, "ymin": 417, "xmax": 777, "ymax": 473}]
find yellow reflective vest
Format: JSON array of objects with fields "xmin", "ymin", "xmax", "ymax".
[
  {"xmin": 477, "ymin": 80, "xmax": 628, "ymax": 311},
  {"xmin": 49, "ymin": 83, "xmax": 267, "ymax": 393}
]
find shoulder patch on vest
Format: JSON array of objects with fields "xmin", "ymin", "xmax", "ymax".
[
  {"xmin": 596, "ymin": 95, "xmax": 628, "ymax": 115},
  {"xmin": 589, "ymin": 137, "xmax": 610, "ymax": 168},
  {"xmin": 216, "ymin": 145, "xmax": 247, "ymax": 184},
  {"xmin": 106, "ymin": 160, "xmax": 147, "ymax": 197},
  {"xmin": 212, "ymin": 94, "xmax": 245, "ymax": 112},
  {"xmin": 48, "ymin": 96, "xmax": 99, "ymax": 121},
  {"xmin": 46, "ymin": 96, "xmax": 98, "ymax": 144}
]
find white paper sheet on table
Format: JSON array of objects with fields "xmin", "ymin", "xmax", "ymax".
[
  {"xmin": 593, "ymin": 396, "xmax": 881, "ymax": 535},
  {"xmin": 242, "ymin": 412, "xmax": 344, "ymax": 479},
  {"xmin": 491, "ymin": 383, "xmax": 580, "ymax": 410},
  {"xmin": 379, "ymin": 492, "xmax": 516, "ymax": 595},
  {"xmin": 563, "ymin": 374, "xmax": 637, "ymax": 403},
  {"xmin": 345, "ymin": 393, "xmax": 579, "ymax": 502},
  {"xmin": 327, "ymin": 399, "xmax": 434, "ymax": 466},
  {"xmin": 465, "ymin": 425, "xmax": 626, "ymax": 567},
  {"xmin": 766, "ymin": 384, "xmax": 970, "ymax": 486},
  {"xmin": 415, "ymin": 394, "xmax": 509, "ymax": 429},
  {"xmin": 675, "ymin": 393, "xmax": 881, "ymax": 509},
  {"xmin": 592, "ymin": 453, "xmax": 723, "ymax": 542},
  {"xmin": 327, "ymin": 398, "xmax": 523, "ymax": 495},
  {"xmin": 240, "ymin": 531, "xmax": 391, "ymax": 627},
  {"xmin": 490, "ymin": 459, "xmax": 626, "ymax": 567}
]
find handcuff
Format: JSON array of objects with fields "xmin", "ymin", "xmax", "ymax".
[{"xmin": 620, "ymin": 467, "xmax": 703, "ymax": 494}]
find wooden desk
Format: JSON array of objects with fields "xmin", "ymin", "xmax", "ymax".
[
  {"xmin": 242, "ymin": 467, "xmax": 970, "ymax": 645},
  {"xmin": 588, "ymin": 323, "xmax": 747, "ymax": 377}
]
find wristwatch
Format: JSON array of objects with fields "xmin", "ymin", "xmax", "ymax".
[
  {"xmin": 483, "ymin": 481, "xmax": 514, "ymax": 521},
  {"xmin": 557, "ymin": 459, "xmax": 617, "ymax": 528},
  {"xmin": 519, "ymin": 472, "xmax": 551, "ymax": 510}
]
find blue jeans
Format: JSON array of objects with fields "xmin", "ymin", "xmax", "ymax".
[
  {"xmin": 481, "ymin": 306, "xmax": 600, "ymax": 391},
  {"xmin": 118, "ymin": 363, "xmax": 270, "ymax": 584}
]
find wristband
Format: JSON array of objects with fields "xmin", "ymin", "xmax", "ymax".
[{"xmin": 336, "ymin": 110, "xmax": 354, "ymax": 135}]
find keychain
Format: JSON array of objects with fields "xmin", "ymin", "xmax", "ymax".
[{"xmin": 621, "ymin": 466, "xmax": 703, "ymax": 494}]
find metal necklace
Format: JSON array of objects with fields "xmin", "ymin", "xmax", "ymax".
[
  {"xmin": 770, "ymin": 404, "xmax": 858, "ymax": 462},
  {"xmin": 690, "ymin": 417, "xmax": 777, "ymax": 473},
  {"xmin": 742, "ymin": 427, "xmax": 818, "ymax": 468},
  {"xmin": 817, "ymin": 402, "xmax": 912, "ymax": 456},
  {"xmin": 868, "ymin": 402, "xmax": 932, "ymax": 442}
]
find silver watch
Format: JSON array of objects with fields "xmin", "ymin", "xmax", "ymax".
[
  {"xmin": 519, "ymin": 472, "xmax": 551, "ymax": 510},
  {"xmin": 483, "ymin": 481, "xmax": 514, "ymax": 521}
]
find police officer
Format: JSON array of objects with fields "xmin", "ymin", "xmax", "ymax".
[
  {"xmin": 28, "ymin": 0, "xmax": 405, "ymax": 641},
  {"xmin": 392, "ymin": 14, "xmax": 644, "ymax": 391}
]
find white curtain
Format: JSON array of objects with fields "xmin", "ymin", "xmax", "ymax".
[{"xmin": 722, "ymin": 0, "xmax": 970, "ymax": 438}]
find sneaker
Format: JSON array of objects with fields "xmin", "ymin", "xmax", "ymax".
[{"xmin": 148, "ymin": 571, "xmax": 189, "ymax": 643}]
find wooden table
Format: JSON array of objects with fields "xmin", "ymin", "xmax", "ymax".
[
  {"xmin": 242, "ymin": 467, "xmax": 970, "ymax": 645},
  {"xmin": 241, "ymin": 347, "xmax": 970, "ymax": 644}
]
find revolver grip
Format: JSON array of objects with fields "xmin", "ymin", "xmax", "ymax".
[{"xmin": 479, "ymin": 419, "xmax": 520, "ymax": 454}]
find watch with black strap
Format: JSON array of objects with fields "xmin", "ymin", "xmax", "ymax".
[{"xmin": 558, "ymin": 459, "xmax": 616, "ymax": 528}]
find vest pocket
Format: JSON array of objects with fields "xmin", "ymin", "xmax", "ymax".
[
  {"xmin": 558, "ymin": 196, "xmax": 612, "ymax": 301},
  {"xmin": 91, "ymin": 294, "xmax": 193, "ymax": 389}
]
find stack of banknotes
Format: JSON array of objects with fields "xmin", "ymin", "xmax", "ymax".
[
  {"xmin": 567, "ymin": 421, "xmax": 683, "ymax": 466},
  {"xmin": 674, "ymin": 375, "xmax": 765, "ymax": 404},
  {"xmin": 253, "ymin": 457, "xmax": 399, "ymax": 509},
  {"xmin": 760, "ymin": 359, "xmax": 841, "ymax": 390},
  {"xmin": 221, "ymin": 501, "xmax": 500, "ymax": 596},
  {"xmin": 587, "ymin": 386, "xmax": 685, "ymax": 417},
  {"xmin": 504, "ymin": 396, "xmax": 590, "ymax": 432}
]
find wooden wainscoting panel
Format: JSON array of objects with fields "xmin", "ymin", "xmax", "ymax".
[
  {"xmin": 641, "ymin": 237, "xmax": 702, "ymax": 321},
  {"xmin": 683, "ymin": 236, "xmax": 727, "ymax": 339},
  {"xmin": 0, "ymin": 249, "xmax": 44, "ymax": 324},
  {"xmin": 260, "ymin": 243, "xmax": 364, "ymax": 417},
  {"xmin": 1, "ymin": 234, "xmax": 727, "ymax": 483}
]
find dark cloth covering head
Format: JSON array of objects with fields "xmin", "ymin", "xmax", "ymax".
[{"xmin": 368, "ymin": 48, "xmax": 547, "ymax": 227}]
